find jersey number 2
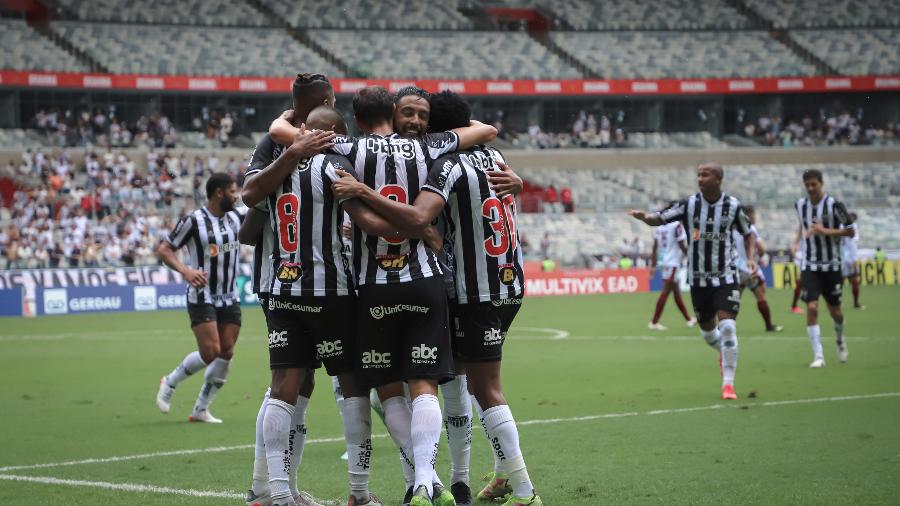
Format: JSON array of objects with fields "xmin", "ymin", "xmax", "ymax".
[{"xmin": 276, "ymin": 193, "xmax": 300, "ymax": 253}]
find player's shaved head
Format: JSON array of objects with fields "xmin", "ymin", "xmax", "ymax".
[
  {"xmin": 305, "ymin": 105, "xmax": 348, "ymax": 135},
  {"xmin": 292, "ymin": 73, "xmax": 335, "ymax": 122},
  {"xmin": 698, "ymin": 162, "xmax": 724, "ymax": 180},
  {"xmin": 428, "ymin": 90, "xmax": 472, "ymax": 132}
]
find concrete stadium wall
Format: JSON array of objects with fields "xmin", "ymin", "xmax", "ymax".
[{"xmin": 3, "ymin": 146, "xmax": 900, "ymax": 173}]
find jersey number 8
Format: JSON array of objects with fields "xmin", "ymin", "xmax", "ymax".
[
  {"xmin": 276, "ymin": 193, "xmax": 300, "ymax": 253},
  {"xmin": 379, "ymin": 185, "xmax": 407, "ymax": 245}
]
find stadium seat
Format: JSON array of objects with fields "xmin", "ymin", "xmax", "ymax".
[
  {"xmin": 50, "ymin": 22, "xmax": 342, "ymax": 76},
  {"xmin": 0, "ymin": 19, "xmax": 88, "ymax": 72},
  {"xmin": 48, "ymin": 0, "xmax": 269, "ymax": 26}
]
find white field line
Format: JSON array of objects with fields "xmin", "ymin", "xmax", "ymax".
[
  {"xmin": 0, "ymin": 434, "xmax": 388, "ymax": 472},
  {"xmin": 0, "ymin": 473, "xmax": 244, "ymax": 499},
  {"xmin": 2, "ymin": 391, "xmax": 898, "ymax": 475},
  {"xmin": 510, "ymin": 334, "xmax": 895, "ymax": 342}
]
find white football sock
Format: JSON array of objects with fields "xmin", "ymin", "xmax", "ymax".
[
  {"xmin": 472, "ymin": 397, "xmax": 499, "ymax": 470},
  {"xmin": 251, "ymin": 388, "xmax": 271, "ymax": 495},
  {"xmin": 718, "ymin": 319, "xmax": 738, "ymax": 387},
  {"xmin": 411, "ymin": 394, "xmax": 442, "ymax": 498},
  {"xmin": 807, "ymin": 324, "xmax": 823, "ymax": 358},
  {"xmin": 165, "ymin": 351, "xmax": 207, "ymax": 387},
  {"xmin": 288, "ymin": 395, "xmax": 310, "ymax": 496},
  {"xmin": 382, "ymin": 396, "xmax": 416, "ymax": 489},
  {"xmin": 700, "ymin": 328, "xmax": 720, "ymax": 349},
  {"xmin": 482, "ymin": 405, "xmax": 534, "ymax": 498},
  {"xmin": 341, "ymin": 396, "xmax": 372, "ymax": 499},
  {"xmin": 441, "ymin": 375, "xmax": 472, "ymax": 485},
  {"xmin": 834, "ymin": 321, "xmax": 844, "ymax": 346},
  {"xmin": 194, "ymin": 357, "xmax": 229, "ymax": 412},
  {"xmin": 263, "ymin": 398, "xmax": 295, "ymax": 501}
]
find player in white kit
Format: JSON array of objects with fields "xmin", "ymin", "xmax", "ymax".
[
  {"xmin": 841, "ymin": 212, "xmax": 864, "ymax": 309},
  {"xmin": 732, "ymin": 207, "xmax": 782, "ymax": 332},
  {"xmin": 647, "ymin": 220, "xmax": 696, "ymax": 330}
]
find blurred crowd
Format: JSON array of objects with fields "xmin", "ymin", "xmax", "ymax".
[
  {"xmin": 30, "ymin": 108, "xmax": 240, "ymax": 149},
  {"xmin": 0, "ymin": 147, "xmax": 251, "ymax": 270},
  {"xmin": 742, "ymin": 110, "xmax": 900, "ymax": 147}
]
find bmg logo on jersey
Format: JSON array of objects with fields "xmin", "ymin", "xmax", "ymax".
[
  {"xmin": 268, "ymin": 330, "xmax": 289, "ymax": 349},
  {"xmin": 362, "ymin": 350, "xmax": 392, "ymax": 369},
  {"xmin": 411, "ymin": 344, "xmax": 438, "ymax": 365},
  {"xmin": 483, "ymin": 328, "xmax": 503, "ymax": 346},
  {"xmin": 316, "ymin": 339, "xmax": 343, "ymax": 359}
]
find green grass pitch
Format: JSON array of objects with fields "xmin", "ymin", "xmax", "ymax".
[{"xmin": 2, "ymin": 286, "xmax": 899, "ymax": 505}]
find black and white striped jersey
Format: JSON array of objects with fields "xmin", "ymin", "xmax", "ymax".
[
  {"xmin": 330, "ymin": 132, "xmax": 460, "ymax": 286},
  {"xmin": 265, "ymin": 153, "xmax": 355, "ymax": 297},
  {"xmin": 245, "ymin": 134, "xmax": 286, "ymax": 295},
  {"xmin": 250, "ymin": 201, "xmax": 275, "ymax": 296},
  {"xmin": 795, "ymin": 194, "xmax": 851, "ymax": 272},
  {"xmin": 166, "ymin": 206, "xmax": 246, "ymax": 306},
  {"xmin": 423, "ymin": 146, "xmax": 524, "ymax": 303},
  {"xmin": 659, "ymin": 193, "xmax": 752, "ymax": 287}
]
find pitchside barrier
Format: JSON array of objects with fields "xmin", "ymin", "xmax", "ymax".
[
  {"xmin": 0, "ymin": 262, "xmax": 781, "ymax": 316},
  {"xmin": 772, "ymin": 260, "xmax": 900, "ymax": 289}
]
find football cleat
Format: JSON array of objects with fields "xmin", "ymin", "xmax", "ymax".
[
  {"xmin": 766, "ymin": 325, "xmax": 784, "ymax": 332},
  {"xmin": 409, "ymin": 486, "xmax": 433, "ymax": 506},
  {"xmin": 477, "ymin": 472, "xmax": 511, "ymax": 502},
  {"xmin": 271, "ymin": 497, "xmax": 297, "ymax": 506},
  {"xmin": 432, "ymin": 482, "xmax": 456, "ymax": 506},
  {"xmin": 156, "ymin": 376, "xmax": 175, "ymax": 414},
  {"xmin": 854, "ymin": 304, "xmax": 866, "ymax": 310},
  {"xmin": 500, "ymin": 494, "xmax": 543, "ymax": 506},
  {"xmin": 837, "ymin": 343, "xmax": 849, "ymax": 363},
  {"xmin": 686, "ymin": 317, "xmax": 698, "ymax": 328},
  {"xmin": 721, "ymin": 384, "xmax": 737, "ymax": 400},
  {"xmin": 450, "ymin": 482, "xmax": 472, "ymax": 505},
  {"xmin": 791, "ymin": 307, "xmax": 803, "ymax": 314},
  {"xmin": 647, "ymin": 322, "xmax": 667, "ymax": 331},
  {"xmin": 809, "ymin": 357, "xmax": 826, "ymax": 368},
  {"xmin": 188, "ymin": 408, "xmax": 223, "ymax": 423},
  {"xmin": 294, "ymin": 491, "xmax": 323, "ymax": 506},
  {"xmin": 246, "ymin": 489, "xmax": 272, "ymax": 506},
  {"xmin": 403, "ymin": 486, "xmax": 413, "ymax": 506},
  {"xmin": 347, "ymin": 493, "xmax": 385, "ymax": 506}
]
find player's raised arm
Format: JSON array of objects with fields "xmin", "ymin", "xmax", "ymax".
[
  {"xmin": 452, "ymin": 119, "xmax": 497, "ymax": 149},
  {"xmin": 241, "ymin": 127, "xmax": 334, "ymax": 207},
  {"xmin": 487, "ymin": 160, "xmax": 523, "ymax": 197},
  {"xmin": 628, "ymin": 209, "xmax": 664, "ymax": 226}
]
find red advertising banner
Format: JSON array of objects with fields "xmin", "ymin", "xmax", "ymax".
[
  {"xmin": 1, "ymin": 70, "xmax": 897, "ymax": 96},
  {"xmin": 524, "ymin": 268, "xmax": 650, "ymax": 297}
]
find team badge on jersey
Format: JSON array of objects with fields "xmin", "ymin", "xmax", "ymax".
[
  {"xmin": 378, "ymin": 253, "xmax": 408, "ymax": 271},
  {"xmin": 276, "ymin": 261, "xmax": 302, "ymax": 283},
  {"xmin": 499, "ymin": 264, "xmax": 517, "ymax": 286},
  {"xmin": 208, "ymin": 244, "xmax": 219, "ymax": 257}
]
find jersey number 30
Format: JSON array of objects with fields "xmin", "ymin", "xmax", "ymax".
[
  {"xmin": 482, "ymin": 195, "xmax": 517, "ymax": 257},
  {"xmin": 276, "ymin": 193, "xmax": 300, "ymax": 253}
]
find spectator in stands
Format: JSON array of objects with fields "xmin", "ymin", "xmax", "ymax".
[
  {"xmin": 561, "ymin": 187, "xmax": 574, "ymax": 213},
  {"xmin": 544, "ymin": 185, "xmax": 559, "ymax": 213}
]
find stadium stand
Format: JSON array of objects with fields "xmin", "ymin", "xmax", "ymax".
[
  {"xmin": 792, "ymin": 29, "xmax": 900, "ymax": 76},
  {"xmin": 259, "ymin": 0, "xmax": 473, "ymax": 30},
  {"xmin": 0, "ymin": 18, "xmax": 88, "ymax": 72},
  {"xmin": 49, "ymin": 22, "xmax": 341, "ymax": 76},
  {"xmin": 526, "ymin": 0, "xmax": 753, "ymax": 30},
  {"xmin": 550, "ymin": 31, "xmax": 817, "ymax": 78},
  {"xmin": 313, "ymin": 30, "xmax": 581, "ymax": 79},
  {"xmin": 46, "ymin": 0, "xmax": 269, "ymax": 26},
  {"xmin": 744, "ymin": 0, "xmax": 900, "ymax": 28}
]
